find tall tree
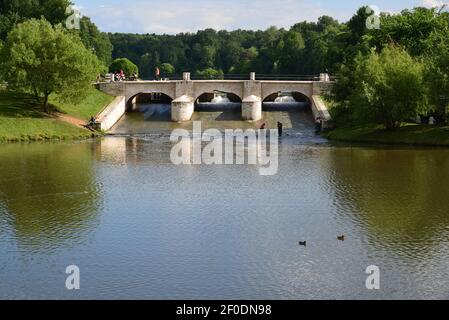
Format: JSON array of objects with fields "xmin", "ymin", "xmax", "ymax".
[
  {"xmin": 78, "ymin": 17, "xmax": 113, "ymax": 67},
  {"xmin": 349, "ymin": 46, "xmax": 428, "ymax": 130},
  {"xmin": 0, "ymin": 0, "xmax": 70, "ymax": 40},
  {"xmin": 1, "ymin": 18, "xmax": 100, "ymax": 113}
]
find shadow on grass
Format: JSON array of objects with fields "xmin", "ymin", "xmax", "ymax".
[
  {"xmin": 328, "ymin": 123, "xmax": 449, "ymax": 146},
  {"xmin": 0, "ymin": 90, "xmax": 54, "ymax": 118}
]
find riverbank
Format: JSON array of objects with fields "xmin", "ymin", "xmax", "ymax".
[
  {"xmin": 0, "ymin": 88, "xmax": 114, "ymax": 142},
  {"xmin": 325, "ymin": 123, "xmax": 449, "ymax": 147}
]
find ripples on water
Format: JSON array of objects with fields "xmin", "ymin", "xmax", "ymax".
[{"xmin": 1, "ymin": 103, "xmax": 449, "ymax": 299}]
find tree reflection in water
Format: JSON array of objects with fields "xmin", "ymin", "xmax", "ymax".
[{"xmin": 0, "ymin": 142, "xmax": 102, "ymax": 252}]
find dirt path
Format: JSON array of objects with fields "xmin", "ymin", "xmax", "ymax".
[{"xmin": 54, "ymin": 112, "xmax": 87, "ymax": 127}]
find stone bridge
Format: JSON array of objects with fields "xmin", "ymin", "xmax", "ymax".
[{"xmin": 97, "ymin": 72, "xmax": 332, "ymax": 124}]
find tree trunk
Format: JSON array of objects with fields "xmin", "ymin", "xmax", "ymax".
[
  {"xmin": 385, "ymin": 118, "xmax": 398, "ymax": 131},
  {"xmin": 43, "ymin": 94, "xmax": 50, "ymax": 114}
]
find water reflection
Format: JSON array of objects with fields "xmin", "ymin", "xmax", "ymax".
[
  {"xmin": 323, "ymin": 146, "xmax": 449, "ymax": 298},
  {"xmin": 325, "ymin": 146, "xmax": 449, "ymax": 245},
  {"xmin": 0, "ymin": 142, "xmax": 102, "ymax": 252},
  {"xmin": 1, "ymin": 123, "xmax": 449, "ymax": 298}
]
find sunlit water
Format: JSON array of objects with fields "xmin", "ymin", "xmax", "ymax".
[{"xmin": 1, "ymin": 103, "xmax": 449, "ymax": 299}]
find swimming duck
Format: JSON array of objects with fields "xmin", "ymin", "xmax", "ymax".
[
  {"xmin": 298, "ymin": 241, "xmax": 307, "ymax": 246},
  {"xmin": 337, "ymin": 235, "xmax": 345, "ymax": 241}
]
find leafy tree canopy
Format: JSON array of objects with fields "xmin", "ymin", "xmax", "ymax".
[
  {"xmin": 0, "ymin": 18, "xmax": 101, "ymax": 113},
  {"xmin": 0, "ymin": 0, "xmax": 71, "ymax": 40},
  {"xmin": 348, "ymin": 46, "xmax": 427, "ymax": 130},
  {"xmin": 160, "ymin": 63, "xmax": 175, "ymax": 77},
  {"xmin": 109, "ymin": 58, "xmax": 138, "ymax": 76}
]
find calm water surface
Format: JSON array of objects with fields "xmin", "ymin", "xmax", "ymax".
[{"xmin": 1, "ymin": 104, "xmax": 449, "ymax": 299}]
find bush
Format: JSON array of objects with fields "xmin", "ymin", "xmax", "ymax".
[
  {"xmin": 160, "ymin": 63, "xmax": 175, "ymax": 77},
  {"xmin": 109, "ymin": 58, "xmax": 138, "ymax": 76},
  {"xmin": 194, "ymin": 68, "xmax": 224, "ymax": 80}
]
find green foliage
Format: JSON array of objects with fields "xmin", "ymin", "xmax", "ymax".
[
  {"xmin": 349, "ymin": 46, "xmax": 427, "ymax": 130},
  {"xmin": 109, "ymin": 58, "xmax": 139, "ymax": 76},
  {"xmin": 0, "ymin": 0, "xmax": 71, "ymax": 41},
  {"xmin": 373, "ymin": 7, "xmax": 447, "ymax": 56},
  {"xmin": 276, "ymin": 31, "xmax": 305, "ymax": 73},
  {"xmin": 331, "ymin": 7, "xmax": 449, "ymax": 128},
  {"xmin": 194, "ymin": 68, "xmax": 224, "ymax": 80},
  {"xmin": 78, "ymin": 17, "xmax": 113, "ymax": 67},
  {"xmin": 0, "ymin": 18, "xmax": 101, "ymax": 113},
  {"xmin": 108, "ymin": 12, "xmax": 352, "ymax": 77},
  {"xmin": 159, "ymin": 63, "xmax": 175, "ymax": 77}
]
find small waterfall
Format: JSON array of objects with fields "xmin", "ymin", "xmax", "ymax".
[
  {"xmin": 275, "ymin": 93, "xmax": 297, "ymax": 103},
  {"xmin": 211, "ymin": 93, "xmax": 231, "ymax": 104}
]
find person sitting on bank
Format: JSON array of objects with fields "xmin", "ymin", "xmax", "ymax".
[
  {"xmin": 88, "ymin": 116, "xmax": 96, "ymax": 127},
  {"xmin": 260, "ymin": 123, "xmax": 266, "ymax": 129},
  {"xmin": 315, "ymin": 117, "xmax": 322, "ymax": 134}
]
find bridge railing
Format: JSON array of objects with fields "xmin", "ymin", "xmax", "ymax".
[
  {"xmin": 113, "ymin": 72, "xmax": 337, "ymax": 82},
  {"xmin": 138, "ymin": 74, "xmax": 336, "ymax": 81}
]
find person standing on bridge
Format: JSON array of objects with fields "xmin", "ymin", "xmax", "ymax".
[{"xmin": 155, "ymin": 66, "xmax": 160, "ymax": 80}]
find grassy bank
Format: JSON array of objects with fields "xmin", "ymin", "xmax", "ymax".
[
  {"xmin": 0, "ymin": 88, "xmax": 112, "ymax": 142},
  {"xmin": 325, "ymin": 123, "xmax": 449, "ymax": 146},
  {"xmin": 49, "ymin": 87, "xmax": 114, "ymax": 120}
]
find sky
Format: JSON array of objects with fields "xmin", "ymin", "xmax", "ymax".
[{"xmin": 73, "ymin": 0, "xmax": 449, "ymax": 34}]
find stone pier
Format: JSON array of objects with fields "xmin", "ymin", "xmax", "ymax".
[
  {"xmin": 171, "ymin": 95, "xmax": 194, "ymax": 122},
  {"xmin": 242, "ymin": 95, "xmax": 262, "ymax": 121}
]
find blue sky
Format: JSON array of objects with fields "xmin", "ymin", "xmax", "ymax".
[{"xmin": 73, "ymin": 0, "xmax": 448, "ymax": 34}]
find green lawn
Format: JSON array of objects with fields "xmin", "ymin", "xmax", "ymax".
[
  {"xmin": 326, "ymin": 123, "xmax": 449, "ymax": 146},
  {"xmin": 50, "ymin": 86, "xmax": 114, "ymax": 120},
  {"xmin": 0, "ymin": 88, "xmax": 112, "ymax": 142}
]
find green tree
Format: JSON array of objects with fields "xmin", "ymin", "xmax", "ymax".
[
  {"xmin": 159, "ymin": 63, "xmax": 175, "ymax": 77},
  {"xmin": 422, "ymin": 12, "xmax": 449, "ymax": 122},
  {"xmin": 276, "ymin": 31, "xmax": 305, "ymax": 73},
  {"xmin": 0, "ymin": 0, "xmax": 70, "ymax": 41},
  {"xmin": 0, "ymin": 18, "xmax": 100, "ymax": 113},
  {"xmin": 109, "ymin": 58, "xmax": 138, "ymax": 76},
  {"xmin": 78, "ymin": 17, "xmax": 113, "ymax": 67},
  {"xmin": 194, "ymin": 68, "xmax": 224, "ymax": 80},
  {"xmin": 349, "ymin": 46, "xmax": 428, "ymax": 130},
  {"xmin": 140, "ymin": 51, "xmax": 163, "ymax": 79}
]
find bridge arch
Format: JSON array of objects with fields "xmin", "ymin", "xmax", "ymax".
[
  {"xmin": 261, "ymin": 83, "xmax": 312, "ymax": 102},
  {"xmin": 195, "ymin": 91, "xmax": 242, "ymax": 103},
  {"xmin": 126, "ymin": 91, "xmax": 174, "ymax": 111},
  {"xmin": 262, "ymin": 91, "xmax": 311, "ymax": 104},
  {"xmin": 193, "ymin": 82, "xmax": 244, "ymax": 101}
]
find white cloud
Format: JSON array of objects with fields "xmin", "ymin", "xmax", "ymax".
[
  {"xmin": 420, "ymin": 0, "xmax": 449, "ymax": 8},
  {"xmin": 82, "ymin": 0, "xmax": 350, "ymax": 34}
]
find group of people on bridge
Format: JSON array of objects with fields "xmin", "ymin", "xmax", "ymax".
[{"xmin": 112, "ymin": 69, "xmax": 138, "ymax": 82}]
